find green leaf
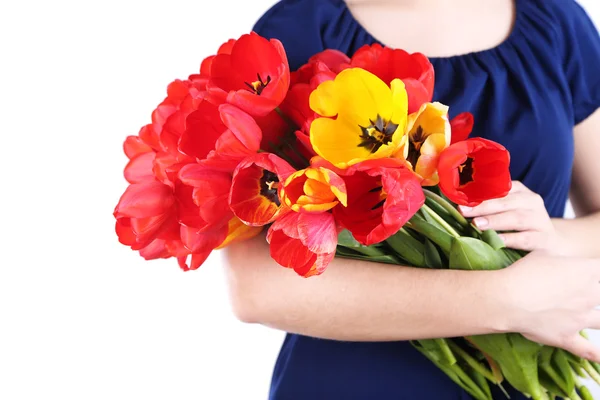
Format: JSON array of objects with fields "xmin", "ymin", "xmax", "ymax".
[
  {"xmin": 481, "ymin": 230, "xmax": 506, "ymax": 250},
  {"xmin": 335, "ymin": 247, "xmax": 401, "ymax": 265},
  {"xmin": 385, "ymin": 229, "xmax": 426, "ymax": 268},
  {"xmin": 449, "ymin": 237, "xmax": 512, "ymax": 271},
  {"xmin": 337, "ymin": 229, "xmax": 364, "ymax": 248},
  {"xmin": 406, "ymin": 216, "xmax": 453, "ymax": 255},
  {"xmin": 552, "ymin": 349, "xmax": 575, "ymax": 396},
  {"xmin": 468, "ymin": 333, "xmax": 545, "ymax": 399},
  {"xmin": 423, "ymin": 238, "xmax": 444, "ymax": 269}
]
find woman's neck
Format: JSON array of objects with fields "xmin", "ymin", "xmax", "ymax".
[{"xmin": 345, "ymin": 0, "xmax": 516, "ymax": 57}]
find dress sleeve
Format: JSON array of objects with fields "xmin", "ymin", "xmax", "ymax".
[
  {"xmin": 252, "ymin": 0, "xmax": 328, "ymax": 71},
  {"xmin": 560, "ymin": 0, "xmax": 600, "ymax": 124}
]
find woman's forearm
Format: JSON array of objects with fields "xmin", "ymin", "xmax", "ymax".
[
  {"xmin": 223, "ymin": 235, "xmax": 513, "ymax": 342},
  {"xmin": 552, "ymin": 212, "xmax": 600, "ymax": 258}
]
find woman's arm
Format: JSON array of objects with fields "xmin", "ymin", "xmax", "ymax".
[
  {"xmin": 553, "ymin": 109, "xmax": 600, "ymax": 257},
  {"xmin": 223, "ymin": 235, "xmax": 600, "ymax": 361},
  {"xmin": 224, "ymin": 234, "xmax": 509, "ymax": 341}
]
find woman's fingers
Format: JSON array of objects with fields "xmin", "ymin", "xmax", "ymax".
[
  {"xmin": 460, "ymin": 191, "xmax": 542, "ymax": 217},
  {"xmin": 559, "ymin": 334, "xmax": 600, "ymax": 363},
  {"xmin": 472, "ymin": 209, "xmax": 540, "ymax": 231},
  {"xmin": 496, "ymin": 231, "xmax": 543, "ymax": 251}
]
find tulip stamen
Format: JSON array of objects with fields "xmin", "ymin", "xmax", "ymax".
[
  {"xmin": 260, "ymin": 170, "xmax": 281, "ymax": 206},
  {"xmin": 245, "ymin": 73, "xmax": 272, "ymax": 95},
  {"xmin": 371, "ymin": 199, "xmax": 386, "ymax": 210},
  {"xmin": 406, "ymin": 126, "xmax": 425, "ymax": 168},
  {"xmin": 358, "ymin": 115, "xmax": 399, "ymax": 154},
  {"xmin": 458, "ymin": 157, "xmax": 474, "ymax": 186}
]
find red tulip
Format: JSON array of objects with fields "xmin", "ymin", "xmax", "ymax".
[
  {"xmin": 267, "ymin": 211, "xmax": 338, "ymax": 277},
  {"xmin": 114, "ymin": 181, "xmax": 180, "ymax": 251},
  {"xmin": 131, "ymin": 78, "xmax": 207, "ymax": 187},
  {"xmin": 350, "ymin": 43, "xmax": 434, "ymax": 113},
  {"xmin": 332, "ymin": 159, "xmax": 425, "ymax": 245},
  {"xmin": 122, "ymin": 135, "xmax": 155, "ymax": 184},
  {"xmin": 189, "ymin": 39, "xmax": 236, "ymax": 85},
  {"xmin": 178, "ymin": 163, "xmax": 233, "ymax": 231},
  {"xmin": 438, "ymin": 138, "xmax": 511, "ymax": 206},
  {"xmin": 229, "ymin": 153, "xmax": 296, "ymax": 226},
  {"xmin": 291, "ymin": 49, "xmax": 347, "ymax": 86},
  {"xmin": 207, "ymin": 32, "xmax": 290, "ymax": 116},
  {"xmin": 179, "ymin": 103, "xmax": 262, "ymax": 162},
  {"xmin": 450, "ymin": 112, "xmax": 474, "ymax": 144}
]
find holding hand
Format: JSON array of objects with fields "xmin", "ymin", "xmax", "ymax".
[{"xmin": 459, "ymin": 181, "xmax": 560, "ymax": 253}]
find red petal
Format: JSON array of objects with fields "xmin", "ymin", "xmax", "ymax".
[
  {"xmin": 124, "ymin": 152, "xmax": 156, "ymax": 184},
  {"xmin": 266, "ymin": 212, "xmax": 336, "ymax": 277},
  {"xmin": 114, "ymin": 182, "xmax": 175, "ymax": 218},
  {"xmin": 216, "ymin": 104, "xmax": 262, "ymax": 157},
  {"xmin": 124, "ymin": 135, "xmax": 153, "ymax": 159},
  {"xmin": 179, "ymin": 100, "xmax": 224, "ymax": 160},
  {"xmin": 115, "ymin": 218, "xmax": 137, "ymax": 246},
  {"xmin": 229, "ymin": 153, "xmax": 295, "ymax": 226},
  {"xmin": 333, "ymin": 162, "xmax": 424, "ymax": 245},
  {"xmin": 139, "ymin": 239, "xmax": 171, "ymax": 260},
  {"xmin": 177, "ymin": 224, "xmax": 228, "ymax": 270},
  {"xmin": 307, "ymin": 49, "xmax": 350, "ymax": 72},
  {"xmin": 450, "ymin": 112, "xmax": 474, "ymax": 144},
  {"xmin": 403, "ymin": 78, "xmax": 431, "ymax": 114}
]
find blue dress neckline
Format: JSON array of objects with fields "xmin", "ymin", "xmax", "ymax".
[{"xmin": 337, "ymin": 0, "xmax": 525, "ymax": 62}]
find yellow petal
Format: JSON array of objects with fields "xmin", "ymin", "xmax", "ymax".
[
  {"xmin": 309, "ymin": 80, "xmax": 338, "ymax": 117},
  {"xmin": 408, "ymin": 102, "xmax": 450, "ymax": 144},
  {"xmin": 390, "ymin": 78, "xmax": 408, "ymax": 126},
  {"xmin": 310, "ymin": 117, "xmax": 371, "ymax": 168}
]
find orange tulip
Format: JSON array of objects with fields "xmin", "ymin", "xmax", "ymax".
[{"xmin": 280, "ymin": 167, "xmax": 347, "ymax": 213}]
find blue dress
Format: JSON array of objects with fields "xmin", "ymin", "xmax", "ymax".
[{"xmin": 253, "ymin": 0, "xmax": 600, "ymax": 398}]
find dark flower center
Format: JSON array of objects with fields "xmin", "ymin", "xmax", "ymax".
[
  {"xmin": 369, "ymin": 183, "xmax": 386, "ymax": 210},
  {"xmin": 245, "ymin": 73, "xmax": 272, "ymax": 95},
  {"xmin": 260, "ymin": 170, "xmax": 280, "ymax": 205},
  {"xmin": 406, "ymin": 126, "xmax": 425, "ymax": 168},
  {"xmin": 458, "ymin": 157, "xmax": 474, "ymax": 186},
  {"xmin": 358, "ymin": 115, "xmax": 398, "ymax": 154}
]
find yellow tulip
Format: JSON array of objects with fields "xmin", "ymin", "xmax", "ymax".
[
  {"xmin": 309, "ymin": 68, "xmax": 408, "ymax": 169},
  {"xmin": 397, "ymin": 102, "xmax": 451, "ymax": 186}
]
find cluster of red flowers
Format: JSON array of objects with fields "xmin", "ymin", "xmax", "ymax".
[{"xmin": 114, "ymin": 32, "xmax": 511, "ymax": 276}]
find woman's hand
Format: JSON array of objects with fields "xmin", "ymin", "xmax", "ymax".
[
  {"xmin": 501, "ymin": 251, "xmax": 600, "ymax": 362},
  {"xmin": 459, "ymin": 181, "xmax": 560, "ymax": 253}
]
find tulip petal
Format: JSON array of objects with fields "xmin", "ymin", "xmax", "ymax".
[
  {"xmin": 229, "ymin": 153, "xmax": 295, "ymax": 226},
  {"xmin": 114, "ymin": 182, "xmax": 175, "ymax": 218},
  {"xmin": 215, "ymin": 217, "xmax": 263, "ymax": 249},
  {"xmin": 450, "ymin": 112, "xmax": 474, "ymax": 144},
  {"xmin": 179, "ymin": 100, "xmax": 224, "ymax": 160},
  {"xmin": 124, "ymin": 152, "xmax": 156, "ymax": 184},
  {"xmin": 267, "ymin": 212, "xmax": 337, "ymax": 277},
  {"xmin": 123, "ymin": 135, "xmax": 153, "ymax": 159}
]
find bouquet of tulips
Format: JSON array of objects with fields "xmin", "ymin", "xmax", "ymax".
[{"xmin": 114, "ymin": 32, "xmax": 600, "ymax": 399}]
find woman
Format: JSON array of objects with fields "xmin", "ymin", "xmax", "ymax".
[{"xmin": 224, "ymin": 0, "xmax": 600, "ymax": 398}]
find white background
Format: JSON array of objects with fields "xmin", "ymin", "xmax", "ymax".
[{"xmin": 0, "ymin": 1, "xmax": 598, "ymax": 399}]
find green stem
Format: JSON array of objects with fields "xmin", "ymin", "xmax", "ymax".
[
  {"xmin": 447, "ymin": 340, "xmax": 498, "ymax": 383},
  {"xmin": 421, "ymin": 204, "xmax": 461, "ymax": 238},
  {"xmin": 423, "ymin": 189, "xmax": 470, "ymax": 228},
  {"xmin": 582, "ymin": 360, "xmax": 600, "ymax": 385},
  {"xmin": 434, "ymin": 338, "xmax": 457, "ymax": 365}
]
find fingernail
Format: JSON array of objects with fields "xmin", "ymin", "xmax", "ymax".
[
  {"xmin": 474, "ymin": 217, "xmax": 488, "ymax": 228},
  {"xmin": 459, "ymin": 206, "xmax": 472, "ymax": 214}
]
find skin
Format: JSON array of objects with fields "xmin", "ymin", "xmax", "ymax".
[{"xmin": 223, "ymin": 0, "xmax": 600, "ymax": 362}]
